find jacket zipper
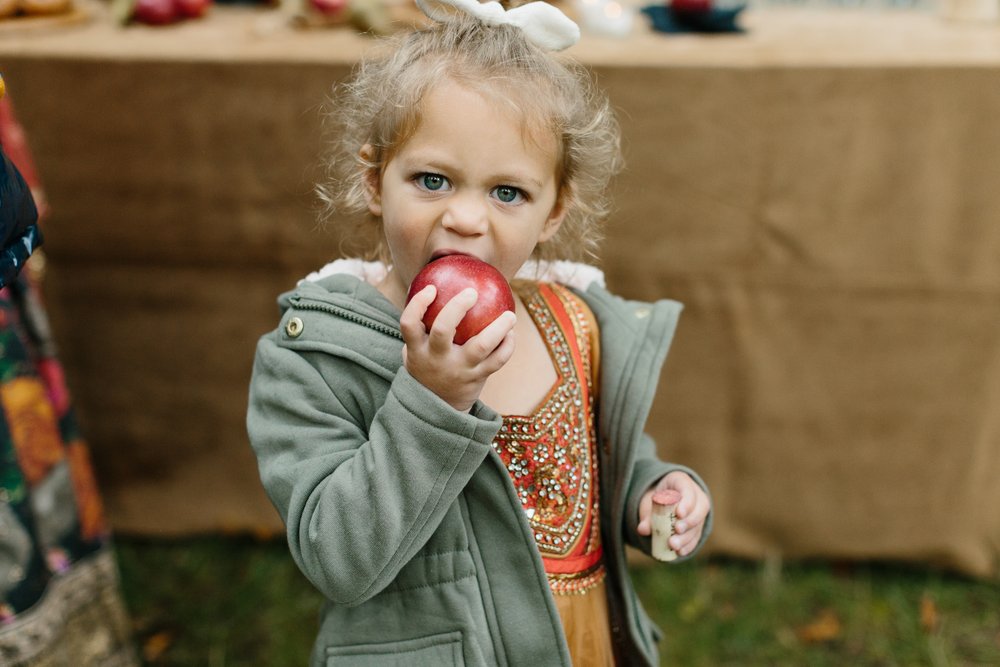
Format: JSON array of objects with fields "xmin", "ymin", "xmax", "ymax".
[{"xmin": 289, "ymin": 297, "xmax": 403, "ymax": 340}]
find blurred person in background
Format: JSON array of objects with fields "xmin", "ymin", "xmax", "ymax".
[{"xmin": 0, "ymin": 76, "xmax": 137, "ymax": 666}]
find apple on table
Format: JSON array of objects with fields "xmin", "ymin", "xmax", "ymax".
[
  {"xmin": 308, "ymin": 0, "xmax": 347, "ymax": 16},
  {"xmin": 116, "ymin": 0, "xmax": 211, "ymax": 25}
]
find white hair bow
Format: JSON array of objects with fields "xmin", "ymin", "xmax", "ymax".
[{"xmin": 415, "ymin": 0, "xmax": 580, "ymax": 51}]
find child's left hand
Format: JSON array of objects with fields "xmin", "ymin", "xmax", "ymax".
[{"xmin": 636, "ymin": 471, "xmax": 711, "ymax": 558}]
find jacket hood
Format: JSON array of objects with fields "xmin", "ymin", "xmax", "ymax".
[
  {"xmin": 279, "ymin": 269, "xmax": 400, "ymax": 322},
  {"xmin": 273, "ymin": 274, "xmax": 403, "ymax": 383},
  {"xmin": 296, "ymin": 258, "xmax": 606, "ymax": 294}
]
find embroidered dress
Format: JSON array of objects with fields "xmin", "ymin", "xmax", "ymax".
[{"xmin": 492, "ymin": 282, "xmax": 615, "ymax": 666}]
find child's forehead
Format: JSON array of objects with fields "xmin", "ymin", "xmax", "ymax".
[
  {"xmin": 425, "ymin": 78, "xmax": 544, "ymax": 124},
  {"xmin": 402, "ymin": 77, "xmax": 561, "ymax": 155}
]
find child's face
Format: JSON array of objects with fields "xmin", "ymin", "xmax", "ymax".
[{"xmin": 365, "ymin": 79, "xmax": 566, "ymax": 306}]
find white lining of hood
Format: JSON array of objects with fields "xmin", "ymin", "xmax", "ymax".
[{"xmin": 300, "ymin": 258, "xmax": 606, "ymax": 293}]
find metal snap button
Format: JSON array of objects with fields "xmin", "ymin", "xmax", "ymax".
[
  {"xmin": 634, "ymin": 307, "xmax": 650, "ymax": 319},
  {"xmin": 286, "ymin": 316, "xmax": 304, "ymax": 338}
]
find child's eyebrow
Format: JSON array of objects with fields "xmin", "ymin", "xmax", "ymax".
[
  {"xmin": 397, "ymin": 154, "xmax": 456, "ymax": 177},
  {"xmin": 490, "ymin": 171, "xmax": 545, "ymax": 190}
]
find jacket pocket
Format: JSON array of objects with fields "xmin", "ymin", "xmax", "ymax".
[{"xmin": 325, "ymin": 631, "xmax": 464, "ymax": 666}]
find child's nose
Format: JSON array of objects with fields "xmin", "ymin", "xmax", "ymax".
[{"xmin": 441, "ymin": 193, "xmax": 488, "ymax": 236}]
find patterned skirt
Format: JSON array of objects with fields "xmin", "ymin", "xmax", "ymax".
[{"xmin": 0, "ymin": 270, "xmax": 137, "ymax": 666}]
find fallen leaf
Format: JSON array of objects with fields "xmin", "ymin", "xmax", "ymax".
[
  {"xmin": 717, "ymin": 601, "xmax": 737, "ymax": 620},
  {"xmin": 920, "ymin": 594, "xmax": 939, "ymax": 634},
  {"xmin": 795, "ymin": 609, "xmax": 842, "ymax": 644},
  {"xmin": 142, "ymin": 631, "xmax": 174, "ymax": 662},
  {"xmin": 678, "ymin": 589, "xmax": 710, "ymax": 622}
]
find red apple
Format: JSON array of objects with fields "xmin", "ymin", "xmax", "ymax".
[
  {"xmin": 671, "ymin": 0, "xmax": 711, "ymax": 12},
  {"xmin": 132, "ymin": 0, "xmax": 176, "ymax": 24},
  {"xmin": 406, "ymin": 255, "xmax": 515, "ymax": 345},
  {"xmin": 309, "ymin": 0, "xmax": 347, "ymax": 16},
  {"xmin": 174, "ymin": 0, "xmax": 210, "ymax": 19}
]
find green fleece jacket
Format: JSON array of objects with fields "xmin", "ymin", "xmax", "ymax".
[{"xmin": 246, "ymin": 267, "xmax": 712, "ymax": 666}]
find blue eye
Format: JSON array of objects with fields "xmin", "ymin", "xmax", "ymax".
[
  {"xmin": 493, "ymin": 186, "xmax": 523, "ymax": 204},
  {"xmin": 419, "ymin": 173, "xmax": 447, "ymax": 191}
]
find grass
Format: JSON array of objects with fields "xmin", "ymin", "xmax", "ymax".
[
  {"xmin": 114, "ymin": 536, "xmax": 1000, "ymax": 666},
  {"xmin": 630, "ymin": 557, "xmax": 1000, "ymax": 666}
]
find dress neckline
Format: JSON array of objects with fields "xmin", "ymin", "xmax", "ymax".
[{"xmin": 501, "ymin": 282, "xmax": 568, "ymax": 420}]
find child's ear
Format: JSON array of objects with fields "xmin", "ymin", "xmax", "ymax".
[
  {"xmin": 539, "ymin": 191, "xmax": 568, "ymax": 243},
  {"xmin": 360, "ymin": 144, "xmax": 382, "ymax": 216}
]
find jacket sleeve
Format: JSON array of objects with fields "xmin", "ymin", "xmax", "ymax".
[
  {"xmin": 622, "ymin": 432, "xmax": 713, "ymax": 562},
  {"xmin": 0, "ymin": 148, "xmax": 41, "ymax": 289},
  {"xmin": 246, "ymin": 333, "xmax": 500, "ymax": 606}
]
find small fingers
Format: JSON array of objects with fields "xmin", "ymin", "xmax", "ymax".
[
  {"xmin": 464, "ymin": 311, "xmax": 516, "ymax": 358},
  {"xmin": 428, "ymin": 288, "xmax": 478, "ymax": 350},
  {"xmin": 669, "ymin": 527, "xmax": 702, "ymax": 557},
  {"xmin": 476, "ymin": 329, "xmax": 517, "ymax": 376},
  {"xmin": 646, "ymin": 471, "xmax": 711, "ymax": 558},
  {"xmin": 663, "ymin": 471, "xmax": 699, "ymax": 520},
  {"xmin": 636, "ymin": 489, "xmax": 654, "ymax": 536},
  {"xmin": 675, "ymin": 487, "xmax": 709, "ymax": 530},
  {"xmin": 400, "ymin": 285, "xmax": 436, "ymax": 342},
  {"xmin": 672, "ymin": 488, "xmax": 710, "ymax": 557}
]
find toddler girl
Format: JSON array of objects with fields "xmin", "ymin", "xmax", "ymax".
[{"xmin": 247, "ymin": 1, "xmax": 712, "ymax": 664}]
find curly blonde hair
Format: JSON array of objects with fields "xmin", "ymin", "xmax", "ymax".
[{"xmin": 316, "ymin": 12, "xmax": 623, "ymax": 264}]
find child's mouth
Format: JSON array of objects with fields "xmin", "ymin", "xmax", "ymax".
[{"xmin": 428, "ymin": 250, "xmax": 473, "ymax": 264}]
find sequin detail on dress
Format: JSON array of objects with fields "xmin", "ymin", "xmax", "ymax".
[{"xmin": 492, "ymin": 282, "xmax": 604, "ymax": 595}]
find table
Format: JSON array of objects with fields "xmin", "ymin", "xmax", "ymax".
[{"xmin": 3, "ymin": 4, "xmax": 999, "ymax": 576}]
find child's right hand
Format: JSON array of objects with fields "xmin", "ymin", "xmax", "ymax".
[{"xmin": 400, "ymin": 284, "xmax": 517, "ymax": 412}]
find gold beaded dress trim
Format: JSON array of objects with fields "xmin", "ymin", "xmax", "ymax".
[{"xmin": 492, "ymin": 282, "xmax": 604, "ymax": 595}]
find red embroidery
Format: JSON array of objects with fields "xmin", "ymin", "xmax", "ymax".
[{"xmin": 493, "ymin": 283, "xmax": 604, "ymax": 594}]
